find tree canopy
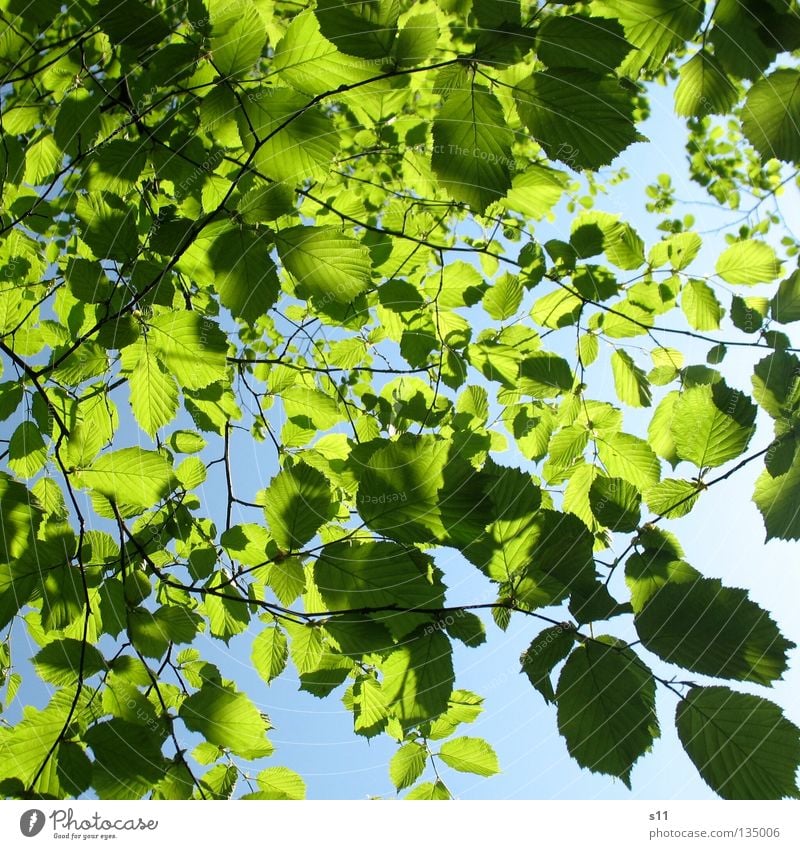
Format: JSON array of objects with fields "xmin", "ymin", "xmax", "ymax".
[{"xmin": 0, "ymin": 0, "xmax": 799, "ymax": 801}]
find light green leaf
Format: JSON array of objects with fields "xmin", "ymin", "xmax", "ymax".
[
  {"xmin": 395, "ymin": 13, "xmax": 439, "ymax": 67},
  {"xmin": 251, "ymin": 626, "xmax": 289, "ymax": 685},
  {"xmin": 483, "ymin": 274, "xmax": 523, "ymax": 320},
  {"xmin": 8, "ymin": 420, "xmax": 47, "ymax": 478},
  {"xmin": 129, "ymin": 350, "xmax": 179, "ymax": 438},
  {"xmin": 210, "ymin": 5, "xmax": 265, "ymax": 78},
  {"xmin": 81, "ymin": 448, "xmax": 176, "ymax": 508},
  {"xmin": 556, "ymin": 640, "xmax": 659, "ymax": 787},
  {"xmin": 676, "ymin": 687, "xmax": 800, "ymax": 799},
  {"xmin": 674, "ymin": 51, "xmax": 737, "ymax": 118},
  {"xmin": 611, "ymin": 350, "xmax": 651, "ymax": 407},
  {"xmin": 432, "ymin": 85, "xmax": 514, "ymax": 213},
  {"xmin": 276, "ymin": 226, "xmax": 372, "ymax": 304},
  {"xmin": 648, "ymin": 233, "xmax": 702, "ymax": 271},
  {"xmin": 597, "ymin": 432, "xmax": 661, "ymax": 490},
  {"xmin": 671, "ymin": 382, "xmax": 756, "ymax": 468},
  {"xmin": 644, "ymin": 479, "xmax": 701, "ymax": 518},
  {"xmin": 681, "ymin": 279, "xmax": 723, "ymax": 330},
  {"xmin": 716, "ymin": 240, "xmax": 782, "ymax": 285},
  {"xmin": 148, "ymin": 312, "xmax": 228, "ymax": 391},
  {"xmin": 390, "ymin": 743, "xmax": 428, "ymax": 790},
  {"xmin": 438, "ymin": 736, "xmax": 499, "ymax": 777},
  {"xmin": 635, "ymin": 577, "xmax": 793, "ymax": 684},
  {"xmin": 405, "ymin": 780, "xmax": 450, "ymax": 800},
  {"xmin": 239, "ymin": 87, "xmax": 339, "ymax": 183},
  {"xmin": 180, "ymin": 686, "xmax": 273, "ymax": 758},
  {"xmin": 648, "ymin": 390, "xmax": 680, "ymax": 467},
  {"xmin": 85, "ymin": 719, "xmax": 167, "ymax": 800},
  {"xmin": 246, "ymin": 766, "xmax": 306, "ymax": 800}
]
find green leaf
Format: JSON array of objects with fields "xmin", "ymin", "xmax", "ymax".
[
  {"xmin": 75, "ymin": 192, "xmax": 138, "ymax": 262},
  {"xmin": 648, "ymin": 233, "xmax": 702, "ymax": 271},
  {"xmin": 96, "ymin": 0, "xmax": 170, "ymax": 50},
  {"xmin": 483, "ymin": 274, "xmax": 523, "ymax": 320},
  {"xmin": 129, "ymin": 350, "xmax": 179, "ymax": 438},
  {"xmin": 716, "ymin": 240, "xmax": 782, "ymax": 285},
  {"xmin": 8, "ymin": 420, "xmax": 47, "ymax": 478},
  {"xmin": 611, "ymin": 350, "xmax": 651, "ymax": 408},
  {"xmin": 536, "ymin": 15, "xmax": 632, "ymax": 74},
  {"xmin": 271, "ymin": 10, "xmax": 373, "ymax": 96},
  {"xmin": 676, "ymin": 687, "xmax": 800, "ymax": 799},
  {"xmin": 405, "ymin": 780, "xmax": 450, "ymax": 800},
  {"xmin": 681, "ymin": 279, "xmax": 723, "ymax": 330},
  {"xmin": 239, "ymin": 87, "xmax": 339, "ymax": 183},
  {"xmin": 625, "ymin": 551, "xmax": 700, "ymax": 614},
  {"xmin": 671, "ymin": 382, "xmax": 756, "ymax": 468},
  {"xmin": 276, "ymin": 226, "xmax": 372, "ymax": 303},
  {"xmin": 771, "ymin": 270, "xmax": 800, "ymax": 324},
  {"xmin": 518, "ymin": 352, "xmax": 574, "ymax": 396},
  {"xmin": 314, "ymin": 541, "xmax": 444, "ymax": 610},
  {"xmin": 635, "ymin": 577, "xmax": 793, "ymax": 684},
  {"xmin": 210, "ymin": 5, "xmax": 265, "ymax": 78},
  {"xmin": 444, "ymin": 610, "xmax": 486, "ymax": 648},
  {"xmin": 251, "ymin": 626, "xmax": 289, "ymax": 685},
  {"xmin": 753, "ymin": 446, "xmax": 800, "ymax": 540},
  {"xmin": 593, "ymin": 0, "xmax": 704, "ymax": 74},
  {"xmin": 556, "ymin": 640, "xmax": 659, "ymax": 787},
  {"xmin": 674, "ymin": 51, "xmax": 737, "ymax": 118},
  {"xmin": 589, "ymin": 476, "xmax": 641, "ymax": 532},
  {"xmin": 356, "ymin": 435, "xmax": 489, "ymax": 547},
  {"xmin": 752, "ymin": 351, "xmax": 800, "ymax": 418},
  {"xmin": 381, "ymin": 628, "xmax": 454, "ymax": 728},
  {"xmin": 432, "ymin": 85, "xmax": 514, "ymax": 213},
  {"xmin": 208, "ymin": 227, "xmax": 280, "ymax": 324},
  {"xmin": 203, "ymin": 573, "xmax": 249, "ymax": 643},
  {"xmin": 742, "ymin": 69, "xmax": 800, "ymax": 163},
  {"xmin": 81, "ymin": 448, "xmax": 176, "ymax": 508},
  {"xmin": 571, "ymin": 212, "xmax": 645, "ymax": 270},
  {"xmin": 597, "ymin": 432, "xmax": 661, "ymax": 490},
  {"xmin": 520, "ymin": 625, "xmax": 575, "ymax": 703},
  {"xmin": 245, "ymin": 766, "xmax": 306, "ymax": 800},
  {"xmin": 169, "ymin": 430, "xmax": 207, "ymax": 454},
  {"xmin": 648, "ymin": 391, "xmax": 680, "ymax": 467},
  {"xmin": 148, "ymin": 312, "xmax": 228, "ymax": 391},
  {"xmin": 390, "ymin": 743, "xmax": 428, "ymax": 791},
  {"xmin": 265, "ymin": 462, "xmax": 334, "ymax": 550},
  {"xmin": 515, "ymin": 70, "xmax": 642, "ymax": 170},
  {"xmin": 644, "ymin": 478, "xmax": 701, "ymax": 518},
  {"xmin": 180, "ymin": 686, "xmax": 273, "ymax": 758},
  {"xmin": 394, "ymin": 13, "xmax": 439, "ymax": 67},
  {"xmin": 32, "ymin": 640, "xmax": 105, "ymax": 686},
  {"xmin": 85, "ymin": 719, "xmax": 167, "ymax": 800},
  {"xmin": 438, "ymin": 736, "xmax": 499, "ymax": 777},
  {"xmin": 315, "ymin": 0, "xmax": 400, "ymax": 59}
]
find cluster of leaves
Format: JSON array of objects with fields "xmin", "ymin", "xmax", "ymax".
[{"xmin": 0, "ymin": 0, "xmax": 799, "ymax": 800}]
